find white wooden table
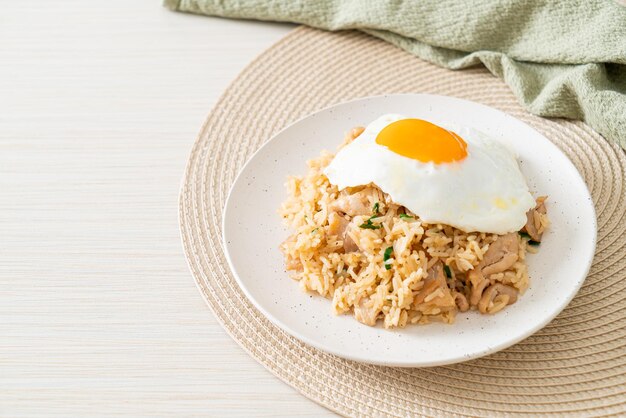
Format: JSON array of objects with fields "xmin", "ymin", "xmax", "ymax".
[{"xmin": 0, "ymin": 2, "xmax": 335, "ymax": 416}]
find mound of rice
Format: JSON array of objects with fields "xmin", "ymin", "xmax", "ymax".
[{"xmin": 279, "ymin": 131, "xmax": 548, "ymax": 328}]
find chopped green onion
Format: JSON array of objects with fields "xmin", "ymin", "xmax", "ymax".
[
  {"xmin": 311, "ymin": 228, "xmax": 319, "ymax": 234},
  {"xmin": 359, "ymin": 221, "xmax": 381, "ymax": 229},
  {"xmin": 359, "ymin": 216, "xmax": 381, "ymax": 230},
  {"xmin": 399, "ymin": 214, "xmax": 413, "ymax": 219},
  {"xmin": 383, "ymin": 246, "xmax": 393, "ymax": 270},
  {"xmin": 443, "ymin": 265, "xmax": 452, "ymax": 278},
  {"xmin": 372, "ymin": 202, "xmax": 380, "ymax": 216},
  {"xmin": 519, "ymin": 231, "xmax": 540, "ymax": 245}
]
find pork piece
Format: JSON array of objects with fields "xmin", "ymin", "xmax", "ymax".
[
  {"xmin": 469, "ymin": 275, "xmax": 491, "ymax": 306},
  {"xmin": 414, "ymin": 263, "xmax": 456, "ymax": 313},
  {"xmin": 480, "ymin": 233, "xmax": 519, "ymax": 276},
  {"xmin": 328, "ymin": 212, "xmax": 358, "ymax": 252},
  {"xmin": 414, "ymin": 263, "xmax": 446, "ymax": 305},
  {"xmin": 354, "ymin": 297, "xmax": 378, "ymax": 326},
  {"xmin": 452, "ymin": 291, "xmax": 470, "ymax": 312},
  {"xmin": 329, "ymin": 189, "xmax": 377, "ymax": 217},
  {"xmin": 522, "ymin": 196, "xmax": 548, "ymax": 242},
  {"xmin": 468, "ymin": 232, "xmax": 519, "ymax": 306},
  {"xmin": 478, "ymin": 284, "xmax": 518, "ymax": 314},
  {"xmin": 328, "ymin": 211, "xmax": 349, "ymax": 236}
]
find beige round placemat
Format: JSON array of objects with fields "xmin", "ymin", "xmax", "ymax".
[{"xmin": 179, "ymin": 27, "xmax": 626, "ymax": 417}]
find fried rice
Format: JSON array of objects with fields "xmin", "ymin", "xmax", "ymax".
[{"xmin": 279, "ymin": 128, "xmax": 549, "ymax": 328}]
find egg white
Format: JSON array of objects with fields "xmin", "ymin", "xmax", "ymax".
[{"xmin": 323, "ymin": 114, "xmax": 535, "ymax": 234}]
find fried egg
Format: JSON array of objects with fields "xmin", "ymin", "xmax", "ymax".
[{"xmin": 323, "ymin": 114, "xmax": 535, "ymax": 234}]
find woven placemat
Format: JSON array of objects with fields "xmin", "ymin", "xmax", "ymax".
[{"xmin": 179, "ymin": 27, "xmax": 626, "ymax": 417}]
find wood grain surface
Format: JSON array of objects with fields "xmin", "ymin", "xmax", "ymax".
[{"xmin": 0, "ymin": 1, "xmax": 335, "ymax": 416}]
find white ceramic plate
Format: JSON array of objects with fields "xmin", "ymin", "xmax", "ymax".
[{"xmin": 222, "ymin": 94, "xmax": 596, "ymax": 367}]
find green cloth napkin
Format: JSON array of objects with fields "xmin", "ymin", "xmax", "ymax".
[{"xmin": 165, "ymin": 0, "xmax": 626, "ymax": 150}]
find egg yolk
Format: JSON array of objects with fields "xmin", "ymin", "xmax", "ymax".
[{"xmin": 376, "ymin": 119, "xmax": 468, "ymax": 163}]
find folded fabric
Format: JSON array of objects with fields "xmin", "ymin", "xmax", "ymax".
[{"xmin": 165, "ymin": 0, "xmax": 626, "ymax": 150}]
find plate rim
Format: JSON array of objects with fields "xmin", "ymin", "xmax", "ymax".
[{"xmin": 222, "ymin": 93, "xmax": 597, "ymax": 367}]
